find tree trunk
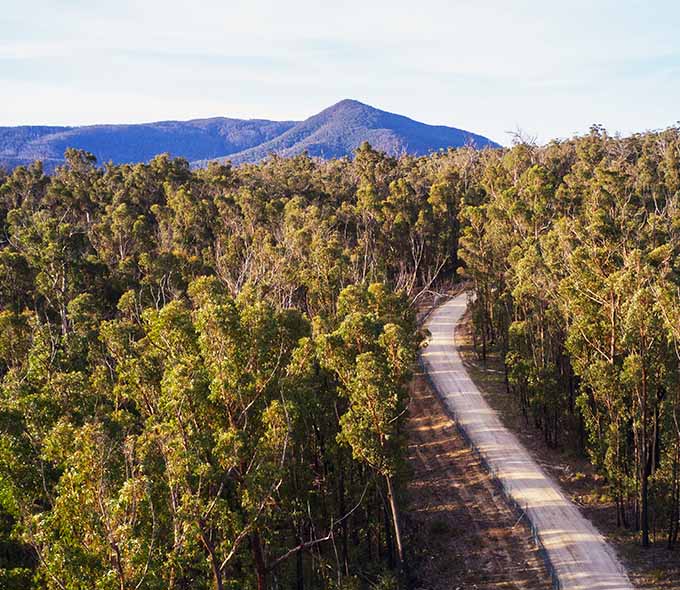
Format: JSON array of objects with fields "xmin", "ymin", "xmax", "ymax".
[
  {"xmin": 199, "ymin": 523, "xmax": 224, "ymax": 590},
  {"xmin": 641, "ymin": 364, "xmax": 650, "ymax": 548},
  {"xmin": 669, "ymin": 447, "xmax": 679, "ymax": 549},
  {"xmin": 338, "ymin": 466, "xmax": 349, "ymax": 575},
  {"xmin": 296, "ymin": 535, "xmax": 304, "ymax": 590},
  {"xmin": 641, "ymin": 468, "xmax": 650, "ymax": 547},
  {"xmin": 251, "ymin": 531, "xmax": 267, "ymax": 590},
  {"xmin": 385, "ymin": 475, "xmax": 404, "ymax": 570}
]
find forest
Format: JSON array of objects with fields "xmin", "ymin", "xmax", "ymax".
[
  {"xmin": 0, "ymin": 143, "xmax": 464, "ymax": 589},
  {"xmin": 0, "ymin": 127, "xmax": 679, "ymax": 589}
]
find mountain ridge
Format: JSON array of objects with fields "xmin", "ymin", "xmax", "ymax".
[
  {"xmin": 200, "ymin": 99, "xmax": 499, "ymax": 166},
  {"xmin": 0, "ymin": 100, "xmax": 500, "ymax": 170}
]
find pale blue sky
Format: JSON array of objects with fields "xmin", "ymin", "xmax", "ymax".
[{"xmin": 1, "ymin": 0, "xmax": 679, "ymax": 144}]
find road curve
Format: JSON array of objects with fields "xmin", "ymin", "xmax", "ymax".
[{"xmin": 421, "ymin": 292, "xmax": 632, "ymax": 590}]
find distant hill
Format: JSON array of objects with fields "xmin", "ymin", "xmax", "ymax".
[
  {"xmin": 0, "ymin": 100, "xmax": 500, "ymax": 171},
  {"xmin": 197, "ymin": 99, "xmax": 499, "ymax": 166},
  {"xmin": 0, "ymin": 119, "xmax": 296, "ymax": 170}
]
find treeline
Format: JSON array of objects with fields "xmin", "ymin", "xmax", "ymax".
[
  {"xmin": 0, "ymin": 144, "xmax": 477, "ymax": 589},
  {"xmin": 459, "ymin": 126, "xmax": 680, "ymax": 549}
]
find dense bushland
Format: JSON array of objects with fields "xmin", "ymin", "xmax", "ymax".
[
  {"xmin": 459, "ymin": 126, "xmax": 680, "ymax": 550},
  {"xmin": 0, "ymin": 143, "xmax": 473, "ymax": 589}
]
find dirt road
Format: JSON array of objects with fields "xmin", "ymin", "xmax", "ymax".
[
  {"xmin": 405, "ymin": 369, "xmax": 551, "ymax": 589},
  {"xmin": 421, "ymin": 293, "xmax": 633, "ymax": 590}
]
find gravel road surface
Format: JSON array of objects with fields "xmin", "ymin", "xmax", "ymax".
[{"xmin": 421, "ymin": 293, "xmax": 633, "ymax": 590}]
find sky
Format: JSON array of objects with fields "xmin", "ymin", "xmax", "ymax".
[{"xmin": 1, "ymin": 0, "xmax": 679, "ymax": 145}]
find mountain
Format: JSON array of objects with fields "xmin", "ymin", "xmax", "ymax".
[
  {"xmin": 0, "ymin": 119, "xmax": 296, "ymax": 170},
  {"xmin": 0, "ymin": 100, "xmax": 499, "ymax": 171},
  {"xmin": 200, "ymin": 99, "xmax": 499, "ymax": 166}
]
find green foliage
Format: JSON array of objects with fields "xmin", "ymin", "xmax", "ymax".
[
  {"xmin": 459, "ymin": 125, "xmax": 680, "ymax": 548},
  {"xmin": 0, "ymin": 145, "xmax": 458, "ymax": 588}
]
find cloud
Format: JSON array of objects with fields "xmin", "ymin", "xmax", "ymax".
[{"xmin": 1, "ymin": 0, "xmax": 680, "ymax": 141}]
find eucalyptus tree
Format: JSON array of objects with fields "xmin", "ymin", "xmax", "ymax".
[{"xmin": 316, "ymin": 284, "xmax": 415, "ymax": 569}]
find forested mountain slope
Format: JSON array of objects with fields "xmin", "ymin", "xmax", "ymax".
[
  {"xmin": 0, "ymin": 117, "xmax": 296, "ymax": 170},
  {"xmin": 196, "ymin": 99, "xmax": 499, "ymax": 165},
  {"xmin": 0, "ymin": 100, "xmax": 499, "ymax": 171}
]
